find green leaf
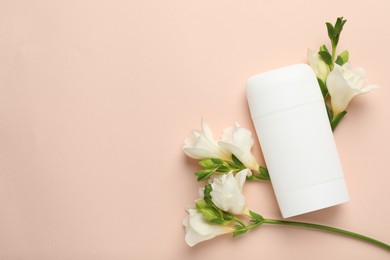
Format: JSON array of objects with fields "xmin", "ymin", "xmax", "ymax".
[
  {"xmin": 246, "ymin": 166, "xmax": 270, "ymax": 181},
  {"xmin": 199, "ymin": 158, "xmax": 230, "ymax": 173},
  {"xmin": 196, "ymin": 198, "xmax": 225, "ymax": 224},
  {"xmin": 326, "ymin": 17, "xmax": 347, "ymax": 47},
  {"xmin": 199, "ymin": 158, "xmax": 223, "ymax": 169},
  {"xmin": 227, "ymin": 161, "xmax": 239, "ymax": 170},
  {"xmin": 319, "ymin": 44, "xmax": 329, "ymax": 53},
  {"xmin": 247, "ymin": 174, "xmax": 269, "ymax": 181},
  {"xmin": 215, "ymin": 164, "xmax": 229, "ymax": 172},
  {"xmin": 246, "ymin": 174, "xmax": 269, "ymax": 181},
  {"xmin": 249, "ymin": 211, "xmax": 264, "ymax": 222},
  {"xmin": 195, "ymin": 169, "xmax": 215, "ymax": 182},
  {"xmin": 333, "ymin": 17, "xmax": 347, "ymax": 35},
  {"xmin": 196, "ymin": 200, "xmax": 220, "ymax": 222},
  {"xmin": 325, "ymin": 22, "xmax": 334, "ymax": 40},
  {"xmin": 195, "ymin": 199, "xmax": 208, "ymax": 210},
  {"xmin": 317, "ymin": 78, "xmax": 328, "ymax": 99},
  {"xmin": 334, "ymin": 17, "xmax": 342, "ymax": 34},
  {"xmin": 195, "ymin": 169, "xmax": 211, "ymax": 177},
  {"xmin": 332, "ymin": 17, "xmax": 347, "ymax": 46},
  {"xmin": 246, "ymin": 174, "xmax": 259, "ymax": 181},
  {"xmin": 203, "ymin": 184, "xmax": 224, "ymax": 218},
  {"xmin": 326, "ymin": 105, "xmax": 333, "ymax": 123},
  {"xmin": 318, "ymin": 51, "xmax": 332, "ymax": 65},
  {"xmin": 259, "ymin": 166, "xmax": 270, "ymax": 179},
  {"xmin": 335, "ymin": 56, "xmax": 343, "ymax": 66},
  {"xmin": 222, "ymin": 211, "xmax": 235, "ymax": 221},
  {"xmin": 198, "ymin": 207, "xmax": 220, "ymax": 222},
  {"xmin": 211, "ymin": 158, "xmax": 224, "ymax": 164},
  {"xmin": 331, "ymin": 111, "xmax": 347, "ymax": 131},
  {"xmin": 203, "ymin": 183, "xmax": 225, "ymax": 224},
  {"xmin": 233, "ymin": 226, "xmax": 247, "ymax": 237},
  {"xmin": 335, "ymin": 50, "xmax": 349, "ymax": 66},
  {"xmin": 203, "ymin": 184, "xmax": 213, "ymax": 200},
  {"xmin": 211, "ymin": 218, "xmax": 225, "ymax": 225},
  {"xmin": 232, "ymin": 154, "xmax": 244, "ymax": 168}
]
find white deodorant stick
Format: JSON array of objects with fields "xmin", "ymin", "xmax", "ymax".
[{"xmin": 246, "ymin": 64, "xmax": 349, "ymax": 218}]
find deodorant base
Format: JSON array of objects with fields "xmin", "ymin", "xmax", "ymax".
[{"xmin": 276, "ymin": 178, "xmax": 349, "ymax": 218}]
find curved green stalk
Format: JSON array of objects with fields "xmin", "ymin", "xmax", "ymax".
[
  {"xmin": 330, "ymin": 43, "xmax": 336, "ymax": 70},
  {"xmin": 262, "ymin": 219, "xmax": 390, "ymax": 251}
]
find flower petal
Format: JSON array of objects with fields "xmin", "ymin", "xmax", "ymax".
[
  {"xmin": 183, "ymin": 120, "xmax": 229, "ymax": 160},
  {"xmin": 183, "ymin": 147, "xmax": 215, "ymax": 159},
  {"xmin": 183, "ymin": 208, "xmax": 233, "ymax": 247},
  {"xmin": 219, "ymin": 141, "xmax": 258, "ymax": 172},
  {"xmin": 185, "ymin": 227, "xmax": 214, "ymax": 247},
  {"xmin": 307, "ymin": 48, "xmax": 329, "ymax": 82},
  {"xmin": 327, "ymin": 64, "xmax": 356, "ymax": 115},
  {"xmin": 235, "ymin": 169, "xmax": 250, "ymax": 191},
  {"xmin": 219, "ymin": 123, "xmax": 258, "ymax": 171},
  {"xmin": 201, "ymin": 119, "xmax": 219, "ymax": 147},
  {"xmin": 361, "ymin": 84, "xmax": 380, "ymax": 93},
  {"xmin": 210, "ymin": 171, "xmax": 247, "ymax": 214},
  {"xmin": 326, "ymin": 62, "xmax": 379, "ymax": 116}
]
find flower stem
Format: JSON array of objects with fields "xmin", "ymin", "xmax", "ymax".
[
  {"xmin": 263, "ymin": 219, "xmax": 390, "ymax": 251},
  {"xmin": 331, "ymin": 44, "xmax": 336, "ymax": 68},
  {"xmin": 331, "ymin": 110, "xmax": 347, "ymax": 131},
  {"xmin": 234, "ymin": 217, "xmax": 247, "ymax": 228}
]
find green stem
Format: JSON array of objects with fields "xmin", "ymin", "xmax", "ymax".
[
  {"xmin": 263, "ymin": 219, "xmax": 390, "ymax": 251},
  {"xmin": 234, "ymin": 217, "xmax": 246, "ymax": 228},
  {"xmin": 330, "ymin": 42, "xmax": 336, "ymax": 70},
  {"xmin": 331, "ymin": 110, "xmax": 347, "ymax": 131}
]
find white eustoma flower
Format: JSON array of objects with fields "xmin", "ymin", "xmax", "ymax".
[
  {"xmin": 183, "ymin": 207, "xmax": 233, "ymax": 247},
  {"xmin": 307, "ymin": 48, "xmax": 329, "ymax": 82},
  {"xmin": 210, "ymin": 170, "xmax": 250, "ymax": 215},
  {"xmin": 183, "ymin": 120, "xmax": 230, "ymax": 160},
  {"xmin": 218, "ymin": 123, "xmax": 259, "ymax": 172},
  {"xmin": 327, "ymin": 62, "xmax": 379, "ymax": 116}
]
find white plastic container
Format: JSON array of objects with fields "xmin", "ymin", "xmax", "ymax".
[{"xmin": 246, "ymin": 64, "xmax": 349, "ymax": 218}]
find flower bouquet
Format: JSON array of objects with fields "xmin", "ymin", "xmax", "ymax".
[{"xmin": 182, "ymin": 17, "xmax": 389, "ymax": 251}]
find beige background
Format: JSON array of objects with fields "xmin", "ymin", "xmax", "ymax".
[{"xmin": 1, "ymin": 0, "xmax": 389, "ymax": 259}]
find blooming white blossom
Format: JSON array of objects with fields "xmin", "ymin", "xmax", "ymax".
[
  {"xmin": 218, "ymin": 123, "xmax": 259, "ymax": 172},
  {"xmin": 183, "ymin": 207, "xmax": 233, "ymax": 247},
  {"xmin": 183, "ymin": 120, "xmax": 230, "ymax": 161},
  {"xmin": 307, "ymin": 48, "xmax": 329, "ymax": 82},
  {"xmin": 326, "ymin": 62, "xmax": 379, "ymax": 116},
  {"xmin": 210, "ymin": 170, "xmax": 250, "ymax": 215}
]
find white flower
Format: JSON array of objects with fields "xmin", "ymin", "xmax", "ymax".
[
  {"xmin": 183, "ymin": 120, "xmax": 230, "ymax": 160},
  {"xmin": 183, "ymin": 170, "xmax": 250, "ymax": 246},
  {"xmin": 218, "ymin": 123, "xmax": 259, "ymax": 172},
  {"xmin": 210, "ymin": 170, "xmax": 250, "ymax": 215},
  {"xmin": 307, "ymin": 48, "xmax": 329, "ymax": 82},
  {"xmin": 326, "ymin": 62, "xmax": 379, "ymax": 116},
  {"xmin": 183, "ymin": 207, "xmax": 233, "ymax": 247}
]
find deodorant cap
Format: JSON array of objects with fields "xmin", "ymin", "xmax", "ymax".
[
  {"xmin": 247, "ymin": 64, "xmax": 323, "ymax": 119},
  {"xmin": 246, "ymin": 64, "xmax": 349, "ymax": 218}
]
